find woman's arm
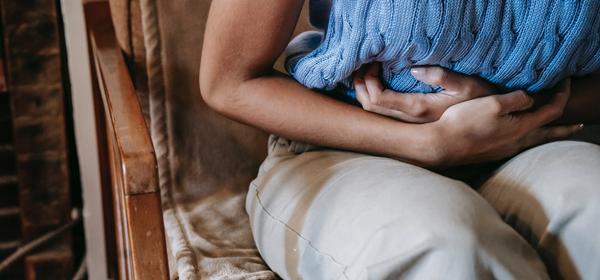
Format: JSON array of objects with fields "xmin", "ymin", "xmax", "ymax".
[
  {"xmin": 200, "ymin": 0, "xmax": 438, "ymax": 165},
  {"xmin": 200, "ymin": 0, "xmax": 579, "ymax": 167}
]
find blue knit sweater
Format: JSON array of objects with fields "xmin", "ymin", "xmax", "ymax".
[{"xmin": 286, "ymin": 0, "xmax": 600, "ymax": 98}]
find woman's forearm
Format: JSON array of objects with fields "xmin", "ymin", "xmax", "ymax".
[
  {"xmin": 200, "ymin": 0, "xmax": 442, "ymax": 166},
  {"xmin": 203, "ymin": 70, "xmax": 440, "ymax": 166}
]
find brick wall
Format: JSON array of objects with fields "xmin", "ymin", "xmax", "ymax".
[{"xmin": 1, "ymin": 0, "xmax": 73, "ymax": 278}]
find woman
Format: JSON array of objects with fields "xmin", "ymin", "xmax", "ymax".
[{"xmin": 200, "ymin": 1, "xmax": 600, "ymax": 279}]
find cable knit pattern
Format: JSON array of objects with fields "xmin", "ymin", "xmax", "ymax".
[{"xmin": 287, "ymin": 0, "xmax": 600, "ymax": 98}]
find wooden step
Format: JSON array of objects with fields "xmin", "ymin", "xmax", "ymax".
[
  {"xmin": 0, "ymin": 206, "xmax": 19, "ymax": 218},
  {"xmin": 0, "ymin": 175, "xmax": 17, "ymax": 186},
  {"xmin": 0, "ymin": 240, "xmax": 20, "ymax": 251},
  {"xmin": 0, "ymin": 240, "xmax": 20, "ymax": 266}
]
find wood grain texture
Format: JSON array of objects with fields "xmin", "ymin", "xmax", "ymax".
[
  {"xmin": 90, "ymin": 13, "xmax": 158, "ymax": 196},
  {"xmin": 85, "ymin": 2, "xmax": 169, "ymax": 278},
  {"xmin": 108, "ymin": 0, "xmax": 150, "ymax": 122}
]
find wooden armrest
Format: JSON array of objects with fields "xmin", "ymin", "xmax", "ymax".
[
  {"xmin": 85, "ymin": 2, "xmax": 169, "ymax": 279},
  {"xmin": 87, "ymin": 5, "xmax": 157, "ymax": 196}
]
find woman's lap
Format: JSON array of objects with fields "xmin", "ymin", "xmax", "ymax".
[
  {"xmin": 480, "ymin": 141, "xmax": 600, "ymax": 279},
  {"xmin": 246, "ymin": 136, "xmax": 600, "ymax": 279}
]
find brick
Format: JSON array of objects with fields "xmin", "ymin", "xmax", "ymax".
[
  {"xmin": 12, "ymin": 116, "xmax": 67, "ymax": 155},
  {"xmin": 1, "ymin": 0, "xmax": 62, "ymax": 87},
  {"xmin": 1, "ymin": 0, "xmax": 58, "ymax": 22},
  {"xmin": 3, "ymin": 15, "xmax": 60, "ymax": 56},
  {"xmin": 10, "ymin": 87, "xmax": 64, "ymax": 119},
  {"xmin": 17, "ymin": 154, "xmax": 69, "ymax": 240},
  {"xmin": 1, "ymin": 0, "xmax": 74, "ymax": 275},
  {"xmin": 5, "ymin": 53, "xmax": 62, "ymax": 87}
]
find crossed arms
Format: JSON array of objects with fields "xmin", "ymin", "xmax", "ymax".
[{"xmin": 200, "ymin": 0, "xmax": 597, "ymax": 167}]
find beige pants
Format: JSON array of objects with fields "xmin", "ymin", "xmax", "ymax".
[{"xmin": 247, "ymin": 136, "xmax": 600, "ymax": 280}]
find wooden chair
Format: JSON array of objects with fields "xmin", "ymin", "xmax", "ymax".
[
  {"xmin": 85, "ymin": 0, "xmax": 312, "ymax": 278},
  {"xmin": 83, "ymin": 1, "xmax": 600, "ymax": 279},
  {"xmin": 85, "ymin": 2, "xmax": 168, "ymax": 279}
]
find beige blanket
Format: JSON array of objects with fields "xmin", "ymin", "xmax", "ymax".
[{"xmin": 163, "ymin": 185, "xmax": 275, "ymax": 280}]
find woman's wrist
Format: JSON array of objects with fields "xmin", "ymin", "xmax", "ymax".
[{"xmin": 390, "ymin": 122, "xmax": 448, "ymax": 167}]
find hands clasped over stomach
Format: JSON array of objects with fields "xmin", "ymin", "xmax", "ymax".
[{"xmin": 353, "ymin": 63, "xmax": 583, "ymax": 166}]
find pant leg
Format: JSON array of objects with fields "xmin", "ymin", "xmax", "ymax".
[
  {"xmin": 480, "ymin": 141, "xmax": 600, "ymax": 280},
  {"xmin": 246, "ymin": 136, "xmax": 548, "ymax": 280}
]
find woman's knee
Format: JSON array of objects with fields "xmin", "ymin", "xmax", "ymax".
[
  {"xmin": 345, "ymin": 179, "xmax": 515, "ymax": 274},
  {"xmin": 347, "ymin": 191, "xmax": 545, "ymax": 279},
  {"xmin": 480, "ymin": 141, "xmax": 600, "ymax": 279},
  {"xmin": 482, "ymin": 141, "xmax": 600, "ymax": 216},
  {"xmin": 515, "ymin": 141, "xmax": 600, "ymax": 180}
]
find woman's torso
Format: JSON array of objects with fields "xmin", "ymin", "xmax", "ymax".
[{"xmin": 289, "ymin": 0, "xmax": 600, "ymax": 97}]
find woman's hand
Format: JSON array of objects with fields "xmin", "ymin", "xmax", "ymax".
[
  {"xmin": 428, "ymin": 79, "xmax": 583, "ymax": 166},
  {"xmin": 201, "ymin": 0, "xmax": 582, "ymax": 168},
  {"xmin": 353, "ymin": 63, "xmax": 495, "ymax": 123}
]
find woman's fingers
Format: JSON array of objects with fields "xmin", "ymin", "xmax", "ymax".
[
  {"xmin": 354, "ymin": 78, "xmax": 444, "ymax": 122},
  {"xmin": 367, "ymin": 104, "xmax": 423, "ymax": 122},
  {"xmin": 354, "ymin": 76, "xmax": 431, "ymax": 122},
  {"xmin": 353, "ymin": 74, "xmax": 423, "ymax": 121},
  {"xmin": 509, "ymin": 80, "xmax": 575, "ymax": 150},
  {"xmin": 477, "ymin": 79, "xmax": 570, "ymax": 130},
  {"xmin": 355, "ymin": 63, "xmax": 511, "ymax": 123},
  {"xmin": 520, "ymin": 79, "xmax": 571, "ymax": 127},
  {"xmin": 354, "ymin": 66, "xmax": 369, "ymax": 107},
  {"xmin": 487, "ymin": 90, "xmax": 534, "ymax": 115},
  {"xmin": 521, "ymin": 124, "xmax": 583, "ymax": 148},
  {"xmin": 362, "ymin": 63, "xmax": 415, "ymax": 109},
  {"xmin": 354, "ymin": 63, "xmax": 460, "ymax": 122},
  {"xmin": 411, "ymin": 66, "xmax": 494, "ymax": 98},
  {"xmin": 364, "ymin": 63, "xmax": 386, "ymax": 104}
]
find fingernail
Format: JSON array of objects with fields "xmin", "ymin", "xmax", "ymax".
[
  {"xmin": 571, "ymin": 124, "xmax": 585, "ymax": 132},
  {"xmin": 411, "ymin": 67, "xmax": 426, "ymax": 77}
]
